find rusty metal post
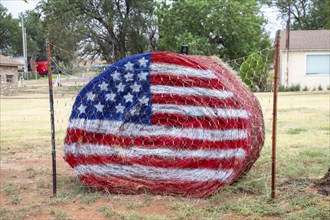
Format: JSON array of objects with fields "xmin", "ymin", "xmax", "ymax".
[
  {"xmin": 272, "ymin": 30, "xmax": 281, "ymax": 199},
  {"xmin": 46, "ymin": 40, "xmax": 57, "ymax": 197}
]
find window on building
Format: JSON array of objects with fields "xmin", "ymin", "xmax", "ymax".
[
  {"xmin": 6, "ymin": 75, "xmax": 14, "ymax": 83},
  {"xmin": 306, "ymin": 54, "xmax": 330, "ymax": 75}
]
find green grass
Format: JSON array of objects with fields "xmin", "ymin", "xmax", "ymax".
[
  {"xmin": 1, "ymin": 88, "xmax": 329, "ymax": 219},
  {"xmin": 3, "ymin": 184, "xmax": 21, "ymax": 205},
  {"xmin": 49, "ymin": 176, "xmax": 99, "ymax": 205},
  {"xmin": 99, "ymin": 205, "xmax": 121, "ymax": 218},
  {"xmin": 287, "ymin": 128, "xmax": 307, "ymax": 134},
  {"xmin": 11, "ymin": 195, "xmax": 21, "ymax": 205},
  {"xmin": 50, "ymin": 209, "xmax": 71, "ymax": 220},
  {"xmin": 0, "ymin": 206, "xmax": 42, "ymax": 220},
  {"xmin": 82, "ymin": 193, "xmax": 101, "ymax": 205},
  {"xmin": 3, "ymin": 184, "xmax": 20, "ymax": 196},
  {"xmin": 127, "ymin": 200, "xmax": 151, "ymax": 209}
]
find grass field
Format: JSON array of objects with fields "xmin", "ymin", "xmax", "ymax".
[{"xmin": 0, "ymin": 80, "xmax": 329, "ymax": 220}]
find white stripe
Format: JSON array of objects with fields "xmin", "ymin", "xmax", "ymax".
[
  {"xmin": 150, "ymin": 85, "xmax": 234, "ymax": 99},
  {"xmin": 74, "ymin": 163, "xmax": 234, "ymax": 182},
  {"xmin": 152, "ymin": 104, "xmax": 249, "ymax": 119},
  {"xmin": 68, "ymin": 119, "xmax": 248, "ymax": 141},
  {"xmin": 64, "ymin": 143, "xmax": 246, "ymax": 159},
  {"xmin": 150, "ymin": 63, "xmax": 217, "ymax": 79}
]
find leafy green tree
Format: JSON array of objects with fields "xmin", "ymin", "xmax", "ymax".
[
  {"xmin": 156, "ymin": 0, "xmax": 271, "ymax": 60},
  {"xmin": 0, "ymin": 4, "xmax": 47, "ymax": 59},
  {"xmin": 0, "ymin": 4, "xmax": 22, "ymax": 56},
  {"xmin": 239, "ymin": 53, "xmax": 268, "ymax": 92},
  {"xmin": 262, "ymin": 0, "xmax": 330, "ymax": 30},
  {"xmin": 40, "ymin": 0, "xmax": 157, "ymax": 63},
  {"xmin": 22, "ymin": 10, "xmax": 47, "ymax": 60},
  {"xmin": 39, "ymin": 0, "xmax": 83, "ymax": 64},
  {"xmin": 310, "ymin": 0, "xmax": 330, "ymax": 29}
]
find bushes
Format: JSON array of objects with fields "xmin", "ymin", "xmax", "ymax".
[
  {"xmin": 278, "ymin": 84, "xmax": 301, "ymax": 92},
  {"xmin": 279, "ymin": 84, "xmax": 328, "ymax": 92},
  {"xmin": 239, "ymin": 53, "xmax": 269, "ymax": 92}
]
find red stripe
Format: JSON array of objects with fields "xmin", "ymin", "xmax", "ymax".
[
  {"xmin": 65, "ymin": 129, "xmax": 248, "ymax": 150},
  {"xmin": 150, "ymin": 74, "xmax": 225, "ymax": 90},
  {"xmin": 151, "ymin": 52, "xmax": 209, "ymax": 70},
  {"xmin": 65, "ymin": 153, "xmax": 242, "ymax": 170},
  {"xmin": 151, "ymin": 94, "xmax": 241, "ymax": 109},
  {"xmin": 151, "ymin": 113, "xmax": 247, "ymax": 130},
  {"xmin": 79, "ymin": 174, "xmax": 225, "ymax": 197}
]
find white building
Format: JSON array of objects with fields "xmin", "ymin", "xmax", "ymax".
[{"xmin": 280, "ymin": 30, "xmax": 330, "ymax": 90}]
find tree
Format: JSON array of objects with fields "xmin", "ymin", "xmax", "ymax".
[
  {"xmin": 40, "ymin": 0, "xmax": 157, "ymax": 63},
  {"xmin": 22, "ymin": 10, "xmax": 47, "ymax": 60},
  {"xmin": 0, "ymin": 4, "xmax": 22, "ymax": 56},
  {"xmin": 0, "ymin": 4, "xmax": 47, "ymax": 59},
  {"xmin": 39, "ymin": 0, "xmax": 84, "ymax": 64},
  {"xmin": 310, "ymin": 0, "xmax": 330, "ymax": 29},
  {"xmin": 262, "ymin": 0, "xmax": 330, "ymax": 30},
  {"xmin": 156, "ymin": 0, "xmax": 271, "ymax": 60},
  {"xmin": 239, "ymin": 53, "xmax": 268, "ymax": 92}
]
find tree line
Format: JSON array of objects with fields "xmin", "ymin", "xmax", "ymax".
[{"xmin": 0, "ymin": 0, "xmax": 329, "ymax": 64}]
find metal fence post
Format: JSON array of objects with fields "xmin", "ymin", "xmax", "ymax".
[
  {"xmin": 272, "ymin": 30, "xmax": 281, "ymax": 199},
  {"xmin": 46, "ymin": 40, "xmax": 57, "ymax": 197}
]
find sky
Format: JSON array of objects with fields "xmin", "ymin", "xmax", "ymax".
[
  {"xmin": 1, "ymin": 0, "xmax": 283, "ymax": 38},
  {"xmin": 0, "ymin": 0, "xmax": 40, "ymax": 17}
]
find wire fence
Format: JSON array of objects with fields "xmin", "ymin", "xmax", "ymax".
[
  {"xmin": 30, "ymin": 44, "xmax": 277, "ymax": 198},
  {"xmin": 3, "ymin": 43, "xmax": 278, "ymax": 197},
  {"xmin": 2, "ymin": 34, "xmax": 330, "ymax": 219}
]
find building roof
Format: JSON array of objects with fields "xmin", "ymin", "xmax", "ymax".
[
  {"xmin": 0, "ymin": 54, "xmax": 22, "ymax": 67},
  {"xmin": 280, "ymin": 30, "xmax": 330, "ymax": 50}
]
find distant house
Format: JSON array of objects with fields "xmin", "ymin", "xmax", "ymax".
[
  {"xmin": 280, "ymin": 30, "xmax": 330, "ymax": 90},
  {"xmin": 11, "ymin": 57, "xmax": 25, "ymax": 73},
  {"xmin": 0, "ymin": 54, "xmax": 22, "ymax": 93},
  {"xmin": 12, "ymin": 56, "xmax": 37, "ymax": 77}
]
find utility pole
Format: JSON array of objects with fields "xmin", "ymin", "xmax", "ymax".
[
  {"xmin": 46, "ymin": 40, "xmax": 57, "ymax": 197},
  {"xmin": 21, "ymin": 14, "xmax": 28, "ymax": 78}
]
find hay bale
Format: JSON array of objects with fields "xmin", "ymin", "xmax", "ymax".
[{"xmin": 64, "ymin": 51, "xmax": 264, "ymax": 197}]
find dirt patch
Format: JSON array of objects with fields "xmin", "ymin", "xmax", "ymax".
[
  {"xmin": 0, "ymin": 152, "xmax": 181, "ymax": 219},
  {"xmin": 314, "ymin": 167, "xmax": 330, "ymax": 196},
  {"xmin": 280, "ymin": 178, "xmax": 316, "ymax": 187},
  {"xmin": 279, "ymin": 169, "xmax": 330, "ymax": 197}
]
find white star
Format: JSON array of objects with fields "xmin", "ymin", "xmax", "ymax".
[
  {"xmin": 138, "ymin": 57, "xmax": 148, "ymax": 67},
  {"xmin": 131, "ymin": 82, "xmax": 141, "ymax": 92},
  {"xmin": 116, "ymin": 82, "xmax": 125, "ymax": 92},
  {"xmin": 124, "ymin": 62, "xmax": 134, "ymax": 71},
  {"xmin": 139, "ymin": 96, "xmax": 149, "ymax": 105},
  {"xmin": 124, "ymin": 92, "xmax": 134, "ymax": 103},
  {"xmin": 77, "ymin": 104, "xmax": 86, "ymax": 114},
  {"xmin": 116, "ymin": 103, "xmax": 125, "ymax": 113},
  {"xmin": 112, "ymin": 70, "xmax": 121, "ymax": 81},
  {"xmin": 138, "ymin": 71, "xmax": 148, "ymax": 81},
  {"xmin": 98, "ymin": 82, "xmax": 108, "ymax": 91},
  {"xmin": 94, "ymin": 102, "xmax": 104, "ymax": 112},
  {"xmin": 129, "ymin": 107, "xmax": 139, "ymax": 116},
  {"xmin": 86, "ymin": 92, "xmax": 95, "ymax": 101},
  {"xmin": 124, "ymin": 72, "xmax": 134, "ymax": 82},
  {"xmin": 105, "ymin": 92, "xmax": 116, "ymax": 101}
]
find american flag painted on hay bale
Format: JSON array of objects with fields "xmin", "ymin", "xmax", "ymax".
[{"xmin": 64, "ymin": 51, "xmax": 264, "ymax": 197}]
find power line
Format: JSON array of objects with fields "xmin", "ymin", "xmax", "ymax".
[
  {"xmin": 50, "ymin": 57, "xmax": 73, "ymax": 77},
  {"xmin": 49, "ymin": 42, "xmax": 75, "ymax": 57}
]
